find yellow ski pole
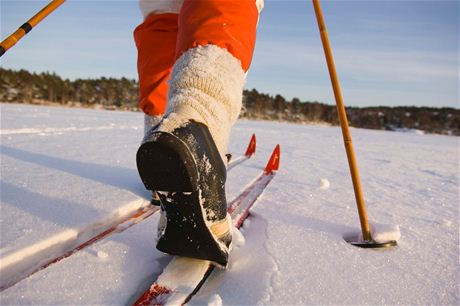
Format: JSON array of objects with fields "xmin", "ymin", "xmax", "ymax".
[
  {"xmin": 0, "ymin": 0, "xmax": 65, "ymax": 57},
  {"xmin": 312, "ymin": 0, "xmax": 393, "ymax": 247}
]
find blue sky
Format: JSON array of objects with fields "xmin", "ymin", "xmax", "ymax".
[{"xmin": 1, "ymin": 0, "xmax": 458, "ymax": 108}]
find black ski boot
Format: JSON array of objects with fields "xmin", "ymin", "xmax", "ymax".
[{"xmin": 136, "ymin": 119, "xmax": 232, "ymax": 266}]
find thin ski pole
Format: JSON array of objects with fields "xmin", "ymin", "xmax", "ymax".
[
  {"xmin": 0, "ymin": 0, "xmax": 65, "ymax": 58},
  {"xmin": 312, "ymin": 0, "xmax": 372, "ymax": 241}
]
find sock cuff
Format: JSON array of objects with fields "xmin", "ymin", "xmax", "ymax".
[
  {"xmin": 167, "ymin": 45, "xmax": 245, "ymax": 124},
  {"xmin": 166, "ymin": 45, "xmax": 245, "ymax": 160}
]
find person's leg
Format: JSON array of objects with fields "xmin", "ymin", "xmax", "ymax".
[
  {"xmin": 134, "ymin": 0, "xmax": 184, "ymax": 133},
  {"xmin": 137, "ymin": 0, "xmax": 262, "ymax": 266},
  {"xmin": 134, "ymin": 1, "xmax": 185, "ymax": 205},
  {"xmin": 167, "ymin": 0, "xmax": 260, "ymax": 161}
]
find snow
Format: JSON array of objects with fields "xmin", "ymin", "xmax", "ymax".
[
  {"xmin": 97, "ymin": 250, "xmax": 109, "ymax": 260},
  {"xmin": 1, "ymin": 103, "xmax": 459, "ymax": 305},
  {"xmin": 369, "ymin": 222, "xmax": 401, "ymax": 243},
  {"xmin": 231, "ymin": 227, "xmax": 245, "ymax": 248},
  {"xmin": 319, "ymin": 178, "xmax": 330, "ymax": 190}
]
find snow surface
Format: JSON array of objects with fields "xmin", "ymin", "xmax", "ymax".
[{"xmin": 1, "ymin": 103, "xmax": 459, "ymax": 305}]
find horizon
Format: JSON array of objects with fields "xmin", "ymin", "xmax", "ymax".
[
  {"xmin": 2, "ymin": 66, "xmax": 459, "ymax": 110},
  {"xmin": 1, "ymin": 0, "xmax": 458, "ymax": 108}
]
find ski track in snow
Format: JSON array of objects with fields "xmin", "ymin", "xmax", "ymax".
[
  {"xmin": 258, "ymin": 212, "xmax": 282, "ymax": 305},
  {"xmin": 1, "ymin": 103, "xmax": 459, "ymax": 305}
]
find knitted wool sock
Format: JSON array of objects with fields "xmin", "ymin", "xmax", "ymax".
[{"xmin": 161, "ymin": 45, "xmax": 245, "ymax": 162}]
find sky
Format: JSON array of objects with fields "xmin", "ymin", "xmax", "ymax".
[{"xmin": 1, "ymin": 0, "xmax": 458, "ymax": 108}]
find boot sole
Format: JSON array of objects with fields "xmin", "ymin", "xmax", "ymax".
[{"xmin": 136, "ymin": 132, "xmax": 228, "ymax": 266}]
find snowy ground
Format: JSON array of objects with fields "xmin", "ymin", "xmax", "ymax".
[{"xmin": 1, "ymin": 103, "xmax": 458, "ymax": 305}]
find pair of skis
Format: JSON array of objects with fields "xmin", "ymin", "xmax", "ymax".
[
  {"xmin": 0, "ymin": 134, "xmax": 270, "ymax": 294},
  {"xmin": 133, "ymin": 143, "xmax": 281, "ymax": 306}
]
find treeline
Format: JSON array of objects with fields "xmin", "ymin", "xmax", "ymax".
[
  {"xmin": 1, "ymin": 68, "xmax": 459, "ymax": 135},
  {"xmin": 242, "ymin": 89, "xmax": 459, "ymax": 136},
  {"xmin": 0, "ymin": 68, "xmax": 138, "ymax": 110}
]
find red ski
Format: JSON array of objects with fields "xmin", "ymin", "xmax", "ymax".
[
  {"xmin": 227, "ymin": 133, "xmax": 256, "ymax": 170},
  {"xmin": 134, "ymin": 145, "xmax": 280, "ymax": 306}
]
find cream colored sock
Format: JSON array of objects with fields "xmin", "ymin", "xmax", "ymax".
[{"xmin": 164, "ymin": 45, "xmax": 245, "ymax": 162}]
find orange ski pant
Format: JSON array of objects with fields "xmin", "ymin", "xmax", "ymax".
[{"xmin": 134, "ymin": 0, "xmax": 259, "ymax": 116}]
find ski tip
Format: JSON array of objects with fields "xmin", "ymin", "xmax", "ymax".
[
  {"xmin": 244, "ymin": 134, "xmax": 256, "ymax": 157},
  {"xmin": 264, "ymin": 144, "xmax": 280, "ymax": 174},
  {"xmin": 134, "ymin": 284, "xmax": 171, "ymax": 306}
]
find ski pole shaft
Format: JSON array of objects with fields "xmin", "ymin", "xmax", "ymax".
[
  {"xmin": 312, "ymin": 0, "xmax": 371, "ymax": 241},
  {"xmin": 0, "ymin": 0, "xmax": 65, "ymax": 58}
]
